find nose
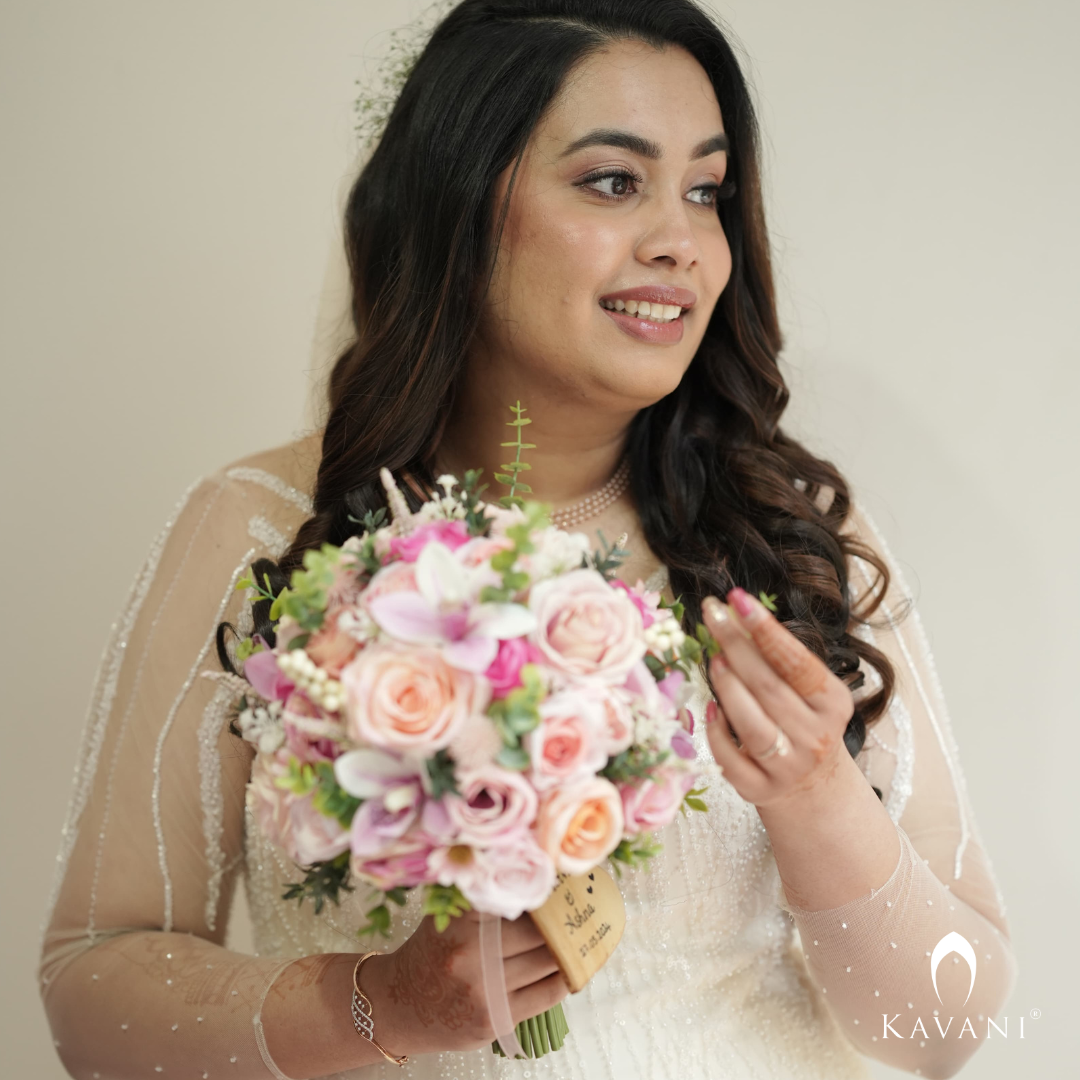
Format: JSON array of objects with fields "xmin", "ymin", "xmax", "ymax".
[{"xmin": 633, "ymin": 192, "xmax": 703, "ymax": 271}]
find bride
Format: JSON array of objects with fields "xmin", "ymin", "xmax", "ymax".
[{"xmin": 38, "ymin": 1, "xmax": 1016, "ymax": 1077}]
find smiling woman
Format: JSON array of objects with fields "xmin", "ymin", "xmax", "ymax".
[{"xmin": 38, "ymin": 2, "xmax": 1016, "ymax": 1079}]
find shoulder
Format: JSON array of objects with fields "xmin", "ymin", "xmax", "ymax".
[
  {"xmin": 169, "ymin": 432, "xmax": 322, "ymax": 563},
  {"xmin": 213, "ymin": 431, "xmax": 321, "ymax": 513}
]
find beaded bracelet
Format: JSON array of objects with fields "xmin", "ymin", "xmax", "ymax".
[{"xmin": 351, "ymin": 952, "xmax": 408, "ymax": 1067}]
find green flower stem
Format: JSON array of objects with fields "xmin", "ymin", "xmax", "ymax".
[{"xmin": 491, "ymin": 1003, "xmax": 568, "ymax": 1058}]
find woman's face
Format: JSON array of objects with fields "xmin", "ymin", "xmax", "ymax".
[{"xmin": 477, "ymin": 40, "xmax": 733, "ymax": 413}]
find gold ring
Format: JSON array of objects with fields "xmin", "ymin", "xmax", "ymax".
[{"xmin": 750, "ymin": 726, "xmax": 790, "ymax": 761}]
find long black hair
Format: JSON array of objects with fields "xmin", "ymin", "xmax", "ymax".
[{"xmin": 273, "ymin": 0, "xmax": 896, "ymax": 756}]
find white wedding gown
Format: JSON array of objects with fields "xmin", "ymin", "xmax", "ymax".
[{"xmin": 38, "ymin": 435, "xmax": 1017, "ymax": 1079}]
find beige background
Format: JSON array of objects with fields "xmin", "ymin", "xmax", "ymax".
[{"xmin": 2, "ymin": 1, "xmax": 1076, "ymax": 1075}]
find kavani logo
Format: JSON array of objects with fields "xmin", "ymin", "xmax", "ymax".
[
  {"xmin": 930, "ymin": 931, "xmax": 977, "ymax": 1006},
  {"xmin": 880, "ymin": 930, "xmax": 1035, "ymax": 1043}
]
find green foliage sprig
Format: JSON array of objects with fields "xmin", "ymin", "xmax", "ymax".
[
  {"xmin": 425, "ymin": 749, "xmax": 460, "ymax": 798},
  {"xmin": 487, "ymin": 663, "xmax": 546, "ymax": 769},
  {"xmin": 587, "ymin": 530, "xmax": 630, "ymax": 580},
  {"xmin": 281, "ymin": 851, "xmax": 353, "ymax": 915},
  {"xmin": 609, "ymin": 833, "xmax": 662, "ymax": 876},
  {"xmin": 496, "ymin": 402, "xmax": 535, "ymax": 509},
  {"xmin": 479, "ymin": 501, "xmax": 549, "ymax": 603},
  {"xmin": 601, "ymin": 744, "xmax": 671, "ymax": 785},
  {"xmin": 422, "ymin": 883, "xmax": 471, "ymax": 932},
  {"xmin": 457, "ymin": 469, "xmax": 493, "ymax": 536},
  {"xmin": 358, "ymin": 887, "xmax": 410, "ymax": 940},
  {"xmin": 275, "ymin": 759, "xmax": 361, "ymax": 829},
  {"xmin": 681, "ymin": 786, "xmax": 709, "ymax": 815}
]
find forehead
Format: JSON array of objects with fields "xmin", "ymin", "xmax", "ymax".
[{"xmin": 536, "ymin": 40, "xmax": 723, "ymax": 147}]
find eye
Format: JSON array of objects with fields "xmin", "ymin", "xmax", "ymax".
[
  {"xmin": 687, "ymin": 177, "xmax": 737, "ymax": 207},
  {"xmin": 575, "ymin": 168, "xmax": 642, "ymax": 201}
]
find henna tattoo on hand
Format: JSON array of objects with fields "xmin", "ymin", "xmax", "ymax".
[{"xmin": 386, "ymin": 933, "xmax": 475, "ymax": 1031}]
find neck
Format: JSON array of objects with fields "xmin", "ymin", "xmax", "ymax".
[{"xmin": 437, "ymin": 357, "xmax": 635, "ymax": 507}]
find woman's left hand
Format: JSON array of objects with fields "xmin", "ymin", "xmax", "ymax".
[{"xmin": 701, "ymin": 587, "xmax": 855, "ymax": 809}]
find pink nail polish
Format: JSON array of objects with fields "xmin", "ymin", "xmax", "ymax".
[
  {"xmin": 705, "ymin": 701, "xmax": 718, "ymax": 725},
  {"xmin": 728, "ymin": 587, "xmax": 755, "ymax": 619}
]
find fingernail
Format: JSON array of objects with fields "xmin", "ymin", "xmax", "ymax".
[
  {"xmin": 705, "ymin": 700, "xmax": 718, "ymax": 725},
  {"xmin": 728, "ymin": 587, "xmax": 757, "ymax": 620},
  {"xmin": 703, "ymin": 596, "xmax": 728, "ymax": 623}
]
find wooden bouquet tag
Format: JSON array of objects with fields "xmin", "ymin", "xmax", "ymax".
[{"xmin": 529, "ymin": 867, "xmax": 626, "ymax": 993}]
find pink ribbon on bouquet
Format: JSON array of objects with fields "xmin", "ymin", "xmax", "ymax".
[{"xmin": 478, "ymin": 911, "xmax": 525, "ymax": 1059}]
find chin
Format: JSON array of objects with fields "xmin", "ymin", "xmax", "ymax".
[{"xmin": 587, "ymin": 349, "xmax": 693, "ymax": 409}]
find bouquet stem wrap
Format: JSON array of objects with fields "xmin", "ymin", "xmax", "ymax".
[{"xmin": 479, "ymin": 912, "xmax": 525, "ymax": 1059}]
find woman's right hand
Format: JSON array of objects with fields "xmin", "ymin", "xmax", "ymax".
[{"xmin": 361, "ymin": 911, "xmax": 570, "ymax": 1056}]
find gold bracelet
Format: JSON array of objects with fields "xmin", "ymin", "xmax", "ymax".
[{"xmin": 351, "ymin": 952, "xmax": 409, "ymax": 1067}]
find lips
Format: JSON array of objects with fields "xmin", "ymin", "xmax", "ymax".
[{"xmin": 597, "ymin": 284, "xmax": 694, "ymax": 345}]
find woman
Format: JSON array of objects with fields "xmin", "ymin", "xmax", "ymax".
[{"xmin": 38, "ymin": 2, "xmax": 1016, "ymax": 1077}]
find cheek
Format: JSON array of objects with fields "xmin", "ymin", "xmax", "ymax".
[
  {"xmin": 509, "ymin": 205, "xmax": 624, "ymax": 315},
  {"xmin": 701, "ymin": 224, "xmax": 733, "ymax": 301}
]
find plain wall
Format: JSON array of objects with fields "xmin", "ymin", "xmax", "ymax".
[{"xmin": 2, "ymin": 1, "xmax": 1076, "ymax": 1075}]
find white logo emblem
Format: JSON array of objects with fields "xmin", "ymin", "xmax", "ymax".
[{"xmin": 930, "ymin": 931, "xmax": 977, "ymax": 1006}]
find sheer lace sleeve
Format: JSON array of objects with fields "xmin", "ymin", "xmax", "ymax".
[
  {"xmin": 778, "ymin": 504, "xmax": 1018, "ymax": 1078},
  {"xmin": 38, "ymin": 450, "xmax": 322, "ymax": 1079}
]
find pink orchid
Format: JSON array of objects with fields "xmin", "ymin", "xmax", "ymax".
[
  {"xmin": 334, "ymin": 748, "xmax": 426, "ymax": 857},
  {"xmin": 611, "ymin": 578, "xmax": 661, "ymax": 629},
  {"xmin": 244, "ymin": 648, "xmax": 294, "ymax": 702},
  {"xmin": 367, "ymin": 540, "xmax": 536, "ymax": 672}
]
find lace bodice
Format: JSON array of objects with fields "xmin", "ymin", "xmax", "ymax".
[{"xmin": 38, "ymin": 438, "xmax": 1016, "ymax": 1079}]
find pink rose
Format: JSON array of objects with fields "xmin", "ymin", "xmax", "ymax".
[
  {"xmin": 534, "ymin": 776, "xmax": 624, "ymax": 875},
  {"xmin": 444, "ymin": 766, "xmax": 538, "ymax": 845},
  {"xmin": 484, "ymin": 637, "xmax": 542, "ymax": 698},
  {"xmin": 362, "ymin": 560, "xmax": 418, "ymax": 606},
  {"xmin": 389, "ymin": 521, "xmax": 470, "ymax": 562},
  {"xmin": 456, "ymin": 837, "xmax": 557, "ymax": 920},
  {"xmin": 352, "ymin": 836, "xmax": 434, "ymax": 890},
  {"xmin": 593, "ymin": 688, "xmax": 635, "ymax": 756},
  {"xmin": 289, "ymin": 798, "xmax": 351, "ymax": 866},
  {"xmin": 620, "ymin": 768, "xmax": 696, "ymax": 836},
  {"xmin": 247, "ymin": 749, "xmax": 295, "ymax": 853},
  {"xmin": 526, "ymin": 692, "xmax": 607, "ymax": 790},
  {"xmin": 246, "ymin": 749, "xmax": 351, "ymax": 865},
  {"xmin": 456, "ymin": 535, "xmax": 514, "ymax": 568},
  {"xmin": 340, "ymin": 642, "xmax": 490, "ymax": 752},
  {"xmin": 529, "ymin": 569, "xmax": 645, "ymax": 684}
]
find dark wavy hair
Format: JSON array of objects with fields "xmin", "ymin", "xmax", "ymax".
[{"xmin": 267, "ymin": 0, "xmax": 897, "ymax": 761}]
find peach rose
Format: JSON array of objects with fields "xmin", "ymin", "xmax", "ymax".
[
  {"xmin": 305, "ymin": 615, "xmax": 360, "ymax": 677},
  {"xmin": 340, "ymin": 641, "xmax": 490, "ymax": 752},
  {"xmin": 529, "ymin": 568, "xmax": 645, "ymax": 684},
  {"xmin": 527, "ymin": 692, "xmax": 607, "ymax": 790},
  {"xmin": 534, "ymin": 776, "xmax": 624, "ymax": 875}
]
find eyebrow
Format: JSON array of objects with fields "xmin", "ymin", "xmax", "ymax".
[{"xmin": 560, "ymin": 128, "xmax": 729, "ymax": 160}]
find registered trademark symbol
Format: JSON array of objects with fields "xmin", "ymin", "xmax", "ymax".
[{"xmin": 1029, "ymin": 1008, "xmax": 1041, "ymax": 1019}]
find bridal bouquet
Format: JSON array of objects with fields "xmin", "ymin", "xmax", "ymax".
[{"xmin": 228, "ymin": 408, "xmax": 710, "ymax": 1055}]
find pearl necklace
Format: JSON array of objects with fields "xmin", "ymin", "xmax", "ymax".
[{"xmin": 550, "ymin": 458, "xmax": 631, "ymax": 530}]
